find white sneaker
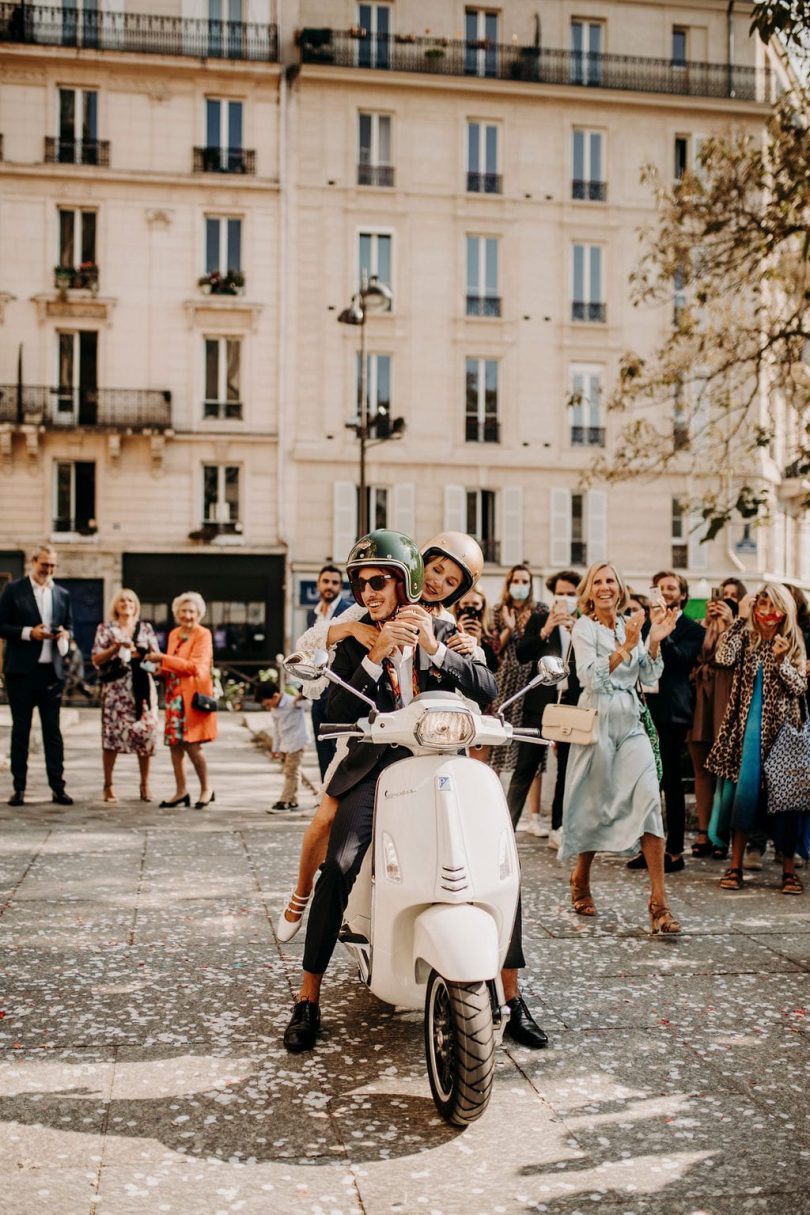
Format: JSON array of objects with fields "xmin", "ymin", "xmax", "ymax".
[
  {"xmin": 743, "ymin": 849, "xmax": 763, "ymax": 872},
  {"xmin": 526, "ymin": 816, "xmax": 549, "ymax": 838},
  {"xmin": 547, "ymin": 828, "xmax": 562, "ymax": 850}
]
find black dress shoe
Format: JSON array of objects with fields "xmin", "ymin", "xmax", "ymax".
[
  {"xmin": 665, "ymin": 854, "xmax": 685, "ymax": 874},
  {"xmin": 159, "ymin": 793, "xmax": 191, "ymax": 808},
  {"xmin": 626, "ymin": 853, "xmax": 648, "ymax": 870},
  {"xmin": 8, "ymin": 791, "xmax": 24, "ymax": 806},
  {"xmin": 51, "ymin": 791, "xmax": 74, "ymax": 806},
  {"xmin": 194, "ymin": 792, "xmax": 216, "ymax": 809},
  {"xmin": 283, "ymin": 999, "xmax": 320, "ymax": 1052},
  {"xmin": 504, "ymin": 996, "xmax": 548, "ymax": 1049}
]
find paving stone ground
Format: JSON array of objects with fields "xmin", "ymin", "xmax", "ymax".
[{"xmin": 0, "ymin": 709, "xmax": 808, "ymax": 1215}]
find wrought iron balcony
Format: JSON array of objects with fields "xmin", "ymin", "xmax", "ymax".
[
  {"xmin": 466, "ymin": 294, "xmax": 502, "ymax": 318},
  {"xmin": 467, "ymin": 172, "xmax": 502, "ymax": 194},
  {"xmin": 570, "ymin": 425, "xmax": 605, "ymax": 447},
  {"xmin": 0, "ymin": 4, "xmax": 278, "ymax": 61},
  {"xmin": 299, "ymin": 30, "xmax": 768, "ymax": 102},
  {"xmin": 572, "ymin": 179, "xmax": 607, "ymax": 201},
  {"xmin": 203, "ymin": 400, "xmax": 243, "ymax": 421},
  {"xmin": 571, "ymin": 541, "xmax": 587, "ymax": 565},
  {"xmin": 572, "ymin": 301, "xmax": 607, "ymax": 323},
  {"xmin": 54, "ymin": 263, "xmax": 99, "ymax": 291},
  {"xmin": 480, "ymin": 539, "xmax": 501, "ymax": 564},
  {"xmin": 672, "ymin": 544, "xmax": 688, "ymax": 569},
  {"xmin": 53, "ymin": 516, "xmax": 97, "ymax": 536},
  {"xmin": 357, "ymin": 163, "xmax": 395, "ymax": 187},
  {"xmin": 465, "ymin": 417, "xmax": 500, "ymax": 443},
  {"xmin": 0, "ymin": 385, "xmax": 172, "ymax": 429},
  {"xmin": 44, "ymin": 137, "xmax": 110, "ymax": 166},
  {"xmin": 193, "ymin": 146, "xmax": 255, "ymax": 174}
]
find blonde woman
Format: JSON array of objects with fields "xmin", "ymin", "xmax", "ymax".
[
  {"xmin": 145, "ymin": 592, "xmax": 217, "ymax": 809},
  {"xmin": 91, "ymin": 589, "xmax": 159, "ymax": 802},
  {"xmin": 561, "ymin": 562, "xmax": 681, "ymax": 934},
  {"xmin": 707, "ymin": 583, "xmax": 808, "ymax": 893}
]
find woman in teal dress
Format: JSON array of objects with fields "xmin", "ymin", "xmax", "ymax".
[{"xmin": 561, "ymin": 561, "xmax": 682, "ymax": 934}]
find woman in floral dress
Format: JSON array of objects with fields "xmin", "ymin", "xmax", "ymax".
[{"xmin": 91, "ymin": 589, "xmax": 159, "ymax": 802}]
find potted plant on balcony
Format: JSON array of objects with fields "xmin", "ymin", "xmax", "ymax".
[
  {"xmin": 198, "ymin": 270, "xmax": 245, "ymax": 296},
  {"xmin": 76, "ymin": 261, "xmax": 99, "ymax": 292},
  {"xmin": 54, "ymin": 265, "xmax": 75, "ymax": 293},
  {"xmin": 424, "ymin": 42, "xmax": 446, "ymax": 66},
  {"xmin": 348, "ymin": 25, "xmax": 368, "ymax": 38}
]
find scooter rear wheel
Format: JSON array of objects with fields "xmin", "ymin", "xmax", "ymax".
[{"xmin": 424, "ymin": 969, "xmax": 494, "ymax": 1126}]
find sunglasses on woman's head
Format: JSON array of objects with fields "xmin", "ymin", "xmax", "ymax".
[{"xmin": 350, "ymin": 573, "xmax": 395, "ymax": 593}]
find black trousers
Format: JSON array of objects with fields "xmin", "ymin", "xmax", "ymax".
[
  {"xmin": 550, "ymin": 741, "xmax": 571, "ymax": 832},
  {"xmin": 657, "ymin": 722, "xmax": 689, "ymax": 857},
  {"xmin": 5, "ymin": 664, "xmax": 65, "ymax": 793},
  {"xmin": 311, "ymin": 690, "xmax": 337, "ymax": 781},
  {"xmin": 303, "ymin": 770, "xmax": 525, "ymax": 975},
  {"xmin": 506, "ymin": 717, "xmax": 548, "ymax": 829}
]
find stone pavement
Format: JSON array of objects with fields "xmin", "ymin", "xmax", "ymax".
[{"xmin": 0, "ymin": 709, "xmax": 809, "ymax": 1215}]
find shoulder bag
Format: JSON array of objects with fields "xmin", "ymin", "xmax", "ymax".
[
  {"xmin": 541, "ymin": 631, "xmax": 598, "ymax": 745},
  {"xmin": 764, "ymin": 697, "xmax": 810, "ymax": 815}
]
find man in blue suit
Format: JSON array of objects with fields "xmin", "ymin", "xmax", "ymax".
[
  {"xmin": 306, "ymin": 564, "xmax": 353, "ymax": 780},
  {"xmin": 0, "ymin": 544, "xmax": 74, "ymax": 805}
]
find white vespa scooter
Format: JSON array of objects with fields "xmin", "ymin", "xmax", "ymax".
[{"xmin": 283, "ymin": 649, "xmax": 566, "ymax": 1127}]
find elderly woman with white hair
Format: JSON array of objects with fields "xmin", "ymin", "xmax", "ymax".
[{"xmin": 146, "ymin": 591, "xmax": 217, "ymax": 808}]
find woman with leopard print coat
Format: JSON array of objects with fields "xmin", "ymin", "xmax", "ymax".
[{"xmin": 706, "ymin": 583, "xmax": 807, "ymax": 895}]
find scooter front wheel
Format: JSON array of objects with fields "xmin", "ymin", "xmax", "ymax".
[{"xmin": 424, "ymin": 969, "xmax": 494, "ymax": 1126}]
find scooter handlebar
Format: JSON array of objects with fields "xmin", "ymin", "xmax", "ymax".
[{"xmin": 318, "ymin": 724, "xmax": 361, "ymax": 734}]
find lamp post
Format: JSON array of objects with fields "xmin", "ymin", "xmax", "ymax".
[{"xmin": 338, "ymin": 273, "xmax": 404, "ymax": 537}]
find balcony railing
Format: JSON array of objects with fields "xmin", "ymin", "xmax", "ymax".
[
  {"xmin": 0, "ymin": 385, "xmax": 172, "ymax": 429},
  {"xmin": 200, "ymin": 519, "xmax": 242, "ymax": 536},
  {"xmin": 672, "ymin": 544, "xmax": 688, "ymax": 569},
  {"xmin": 467, "ymin": 172, "xmax": 502, "ymax": 194},
  {"xmin": 572, "ymin": 179, "xmax": 607, "ymax": 201},
  {"xmin": 466, "ymin": 294, "xmax": 502, "ymax": 318},
  {"xmin": 54, "ymin": 264, "xmax": 99, "ymax": 291},
  {"xmin": 0, "ymin": 5, "xmax": 278, "ymax": 60},
  {"xmin": 480, "ymin": 538, "xmax": 500, "ymax": 564},
  {"xmin": 571, "ymin": 540, "xmax": 587, "ymax": 565},
  {"xmin": 193, "ymin": 146, "xmax": 255, "ymax": 174},
  {"xmin": 203, "ymin": 400, "xmax": 243, "ymax": 420},
  {"xmin": 572, "ymin": 301, "xmax": 607, "ymax": 323},
  {"xmin": 570, "ymin": 425, "xmax": 605, "ymax": 447},
  {"xmin": 53, "ymin": 517, "xmax": 97, "ymax": 535},
  {"xmin": 357, "ymin": 163, "xmax": 395, "ymax": 187},
  {"xmin": 44, "ymin": 137, "xmax": 110, "ymax": 166},
  {"xmin": 465, "ymin": 417, "xmax": 500, "ymax": 443},
  {"xmin": 299, "ymin": 30, "xmax": 768, "ymax": 101}
]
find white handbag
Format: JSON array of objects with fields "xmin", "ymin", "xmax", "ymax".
[{"xmin": 541, "ymin": 703, "xmax": 599, "ymax": 745}]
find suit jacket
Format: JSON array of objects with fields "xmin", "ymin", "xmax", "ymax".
[
  {"xmin": 326, "ymin": 615, "xmax": 497, "ymax": 797},
  {"xmin": 516, "ymin": 608, "xmax": 582, "ymax": 720},
  {"xmin": 647, "ymin": 612, "xmax": 705, "ymax": 727},
  {"xmin": 306, "ymin": 595, "xmax": 353, "ymax": 630},
  {"xmin": 0, "ymin": 576, "xmax": 73, "ymax": 679}
]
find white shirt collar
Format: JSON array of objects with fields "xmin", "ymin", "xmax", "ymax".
[{"xmin": 30, "ymin": 574, "xmax": 54, "ymax": 593}]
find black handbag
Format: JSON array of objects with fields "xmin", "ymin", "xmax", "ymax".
[
  {"xmin": 192, "ymin": 691, "xmax": 218, "ymax": 713},
  {"xmin": 97, "ymin": 657, "xmax": 129, "ymax": 684}
]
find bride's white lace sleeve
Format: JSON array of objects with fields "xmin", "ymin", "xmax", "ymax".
[{"xmin": 294, "ymin": 603, "xmax": 366, "ymax": 699}]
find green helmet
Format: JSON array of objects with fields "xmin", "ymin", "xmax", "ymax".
[{"xmin": 346, "ymin": 530, "xmax": 424, "ymax": 605}]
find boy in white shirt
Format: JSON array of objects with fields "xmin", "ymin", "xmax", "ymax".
[{"xmin": 260, "ymin": 681, "xmax": 309, "ymax": 811}]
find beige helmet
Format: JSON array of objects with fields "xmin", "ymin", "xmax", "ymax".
[{"xmin": 421, "ymin": 532, "xmax": 484, "ymax": 606}]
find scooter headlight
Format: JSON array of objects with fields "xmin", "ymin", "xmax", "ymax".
[{"xmin": 414, "ymin": 709, "xmax": 476, "ymax": 748}]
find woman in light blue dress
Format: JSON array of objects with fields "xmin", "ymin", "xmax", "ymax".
[{"xmin": 562, "ymin": 562, "xmax": 682, "ymax": 934}]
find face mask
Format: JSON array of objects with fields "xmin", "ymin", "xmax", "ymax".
[
  {"xmin": 756, "ymin": 610, "xmax": 784, "ymax": 626},
  {"xmin": 510, "ymin": 583, "xmax": 530, "ymax": 602}
]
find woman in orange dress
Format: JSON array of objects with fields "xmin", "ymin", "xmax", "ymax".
[{"xmin": 146, "ymin": 591, "xmax": 217, "ymax": 809}]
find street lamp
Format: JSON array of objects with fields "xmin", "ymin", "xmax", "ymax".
[{"xmin": 338, "ymin": 272, "xmax": 405, "ymax": 537}]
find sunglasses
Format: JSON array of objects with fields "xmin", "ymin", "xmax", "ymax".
[{"xmin": 350, "ymin": 573, "xmax": 395, "ymax": 593}]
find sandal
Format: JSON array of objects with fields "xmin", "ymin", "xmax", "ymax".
[
  {"xmin": 712, "ymin": 845, "xmax": 729, "ymax": 860},
  {"xmin": 648, "ymin": 900, "xmax": 682, "ymax": 935},
  {"xmin": 782, "ymin": 872, "xmax": 803, "ymax": 896},
  {"xmin": 719, "ymin": 866, "xmax": 744, "ymax": 890},
  {"xmin": 276, "ymin": 891, "xmax": 311, "ymax": 942},
  {"xmin": 691, "ymin": 835, "xmax": 713, "ymax": 858},
  {"xmin": 569, "ymin": 872, "xmax": 596, "ymax": 917},
  {"xmin": 102, "ymin": 786, "xmax": 118, "ymax": 803}
]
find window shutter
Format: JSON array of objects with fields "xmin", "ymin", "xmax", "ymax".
[
  {"xmin": 444, "ymin": 485, "xmax": 466, "ymax": 532},
  {"xmin": 392, "ymin": 483, "xmax": 415, "ymax": 537},
  {"xmin": 332, "ymin": 481, "xmax": 357, "ymax": 563},
  {"xmin": 550, "ymin": 488, "xmax": 572, "ymax": 566},
  {"xmin": 500, "ymin": 487, "xmax": 523, "ymax": 568},
  {"xmin": 688, "ymin": 511, "xmax": 709, "ymax": 570},
  {"xmin": 587, "ymin": 490, "xmax": 608, "ymax": 563}
]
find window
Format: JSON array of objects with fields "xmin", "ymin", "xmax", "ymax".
[
  {"xmin": 204, "ymin": 338, "xmax": 242, "ymax": 419},
  {"xmin": 465, "ymin": 9, "xmax": 499, "ymax": 78},
  {"xmin": 359, "ymin": 486, "xmax": 388, "ymax": 531},
  {"xmin": 572, "ymin": 244, "xmax": 605, "ymax": 322},
  {"xmin": 54, "ymin": 461, "xmax": 96, "ymax": 533},
  {"xmin": 57, "ymin": 208, "xmax": 97, "ymax": 288},
  {"xmin": 674, "ymin": 135, "xmax": 689, "ymax": 179},
  {"xmin": 571, "ymin": 493, "xmax": 586, "ymax": 565},
  {"xmin": 569, "ymin": 366, "xmax": 604, "ymax": 446},
  {"xmin": 203, "ymin": 465, "xmax": 241, "ymax": 532},
  {"xmin": 358, "ymin": 113, "xmax": 393, "ymax": 187},
  {"xmin": 572, "ymin": 129, "xmax": 605, "ymax": 201},
  {"xmin": 57, "ymin": 87, "xmax": 99, "ymax": 164},
  {"xmin": 466, "ymin": 235, "xmax": 500, "ymax": 317},
  {"xmin": 203, "ymin": 98, "xmax": 245, "ymax": 172},
  {"xmin": 207, "ymin": 0, "xmax": 246, "ymax": 59},
  {"xmin": 205, "ymin": 216, "xmax": 242, "ymax": 276},
  {"xmin": 355, "ymin": 352, "xmax": 391, "ymax": 434},
  {"xmin": 467, "ymin": 121, "xmax": 500, "ymax": 193},
  {"xmin": 671, "ymin": 499, "xmax": 687, "ymax": 567},
  {"xmin": 61, "ymin": 1, "xmax": 100, "ymax": 49},
  {"xmin": 466, "ymin": 489, "xmax": 498, "ymax": 563},
  {"xmin": 672, "ymin": 27, "xmax": 688, "ymax": 67},
  {"xmin": 465, "ymin": 358, "xmax": 499, "ymax": 442},
  {"xmin": 357, "ymin": 3, "xmax": 391, "ymax": 69},
  {"xmin": 571, "ymin": 20, "xmax": 603, "ymax": 86},
  {"xmin": 673, "ymin": 377, "xmax": 690, "ymax": 451},
  {"xmin": 57, "ymin": 330, "xmax": 98, "ymax": 424},
  {"xmin": 550, "ymin": 487, "xmax": 606, "ymax": 565},
  {"xmin": 358, "ymin": 232, "xmax": 392, "ymax": 301}
]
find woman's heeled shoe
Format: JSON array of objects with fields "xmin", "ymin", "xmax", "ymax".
[
  {"xmin": 139, "ymin": 786, "xmax": 152, "ymax": 803},
  {"xmin": 194, "ymin": 791, "xmax": 216, "ymax": 809},
  {"xmin": 102, "ymin": 786, "xmax": 118, "ymax": 803},
  {"xmin": 277, "ymin": 891, "xmax": 311, "ymax": 943},
  {"xmin": 648, "ymin": 900, "xmax": 682, "ymax": 935},
  {"xmin": 159, "ymin": 793, "xmax": 191, "ymax": 808},
  {"xmin": 569, "ymin": 872, "xmax": 597, "ymax": 916},
  {"xmin": 691, "ymin": 836, "xmax": 713, "ymax": 858}
]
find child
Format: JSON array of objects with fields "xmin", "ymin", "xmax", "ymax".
[{"xmin": 259, "ymin": 681, "xmax": 309, "ymax": 811}]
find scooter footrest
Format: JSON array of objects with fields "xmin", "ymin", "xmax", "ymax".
[{"xmin": 338, "ymin": 926, "xmax": 369, "ymax": 944}]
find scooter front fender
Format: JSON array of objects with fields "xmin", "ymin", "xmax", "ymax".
[{"xmin": 413, "ymin": 904, "xmax": 500, "ymax": 985}]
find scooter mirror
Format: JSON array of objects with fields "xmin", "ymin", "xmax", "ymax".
[
  {"xmin": 534, "ymin": 655, "xmax": 567, "ymax": 685},
  {"xmin": 283, "ymin": 648, "xmax": 330, "ymax": 682}
]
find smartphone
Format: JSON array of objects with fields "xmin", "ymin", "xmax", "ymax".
[
  {"xmin": 460, "ymin": 606, "xmax": 482, "ymax": 620},
  {"xmin": 710, "ymin": 587, "xmax": 723, "ymax": 600},
  {"xmin": 554, "ymin": 595, "xmax": 578, "ymax": 615},
  {"xmin": 647, "ymin": 586, "xmax": 663, "ymax": 608}
]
